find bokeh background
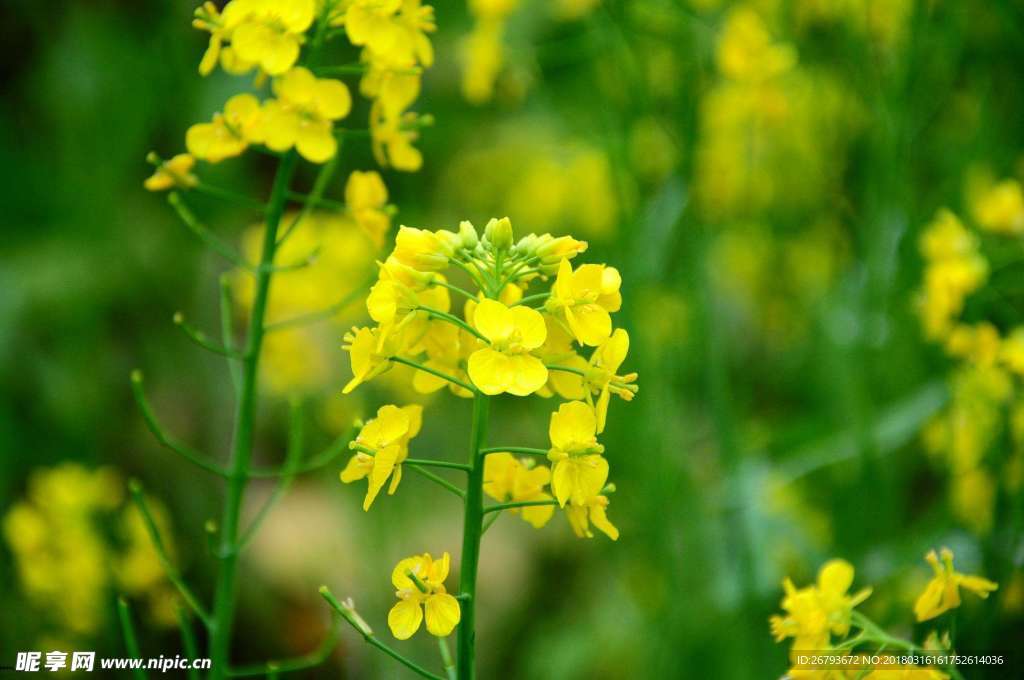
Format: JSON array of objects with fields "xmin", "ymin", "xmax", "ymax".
[{"xmin": 3, "ymin": 0, "xmax": 1024, "ymax": 677}]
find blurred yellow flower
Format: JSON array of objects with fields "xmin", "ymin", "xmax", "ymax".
[
  {"xmin": 467, "ymin": 299, "xmax": 548, "ymax": 396},
  {"xmin": 371, "ymin": 106, "xmax": 424, "ymax": 171},
  {"xmin": 770, "ymin": 559, "xmax": 871, "ymax": 650},
  {"xmin": 970, "ymin": 176, "xmax": 1024, "ymax": 235},
  {"xmin": 388, "ymin": 552, "xmax": 460, "ymax": 639},
  {"xmin": 261, "ymin": 67, "xmax": 351, "ymax": 163},
  {"xmin": 144, "ymin": 154, "xmax": 197, "ymax": 192},
  {"xmin": 186, "ymin": 93, "xmax": 265, "ymax": 163},
  {"xmin": 483, "ymin": 453, "xmax": 554, "ymax": 528},
  {"xmin": 716, "ymin": 7, "xmax": 796, "ymax": 83},
  {"xmin": 546, "ymin": 400, "xmax": 607, "ymax": 508},
  {"xmin": 346, "ymin": 170, "xmax": 391, "ymax": 246},
  {"xmin": 230, "ymin": 0, "xmax": 314, "ymax": 75},
  {"xmin": 341, "ymin": 404, "xmax": 423, "ymax": 510},
  {"xmin": 916, "ymin": 209, "xmax": 988, "ymax": 340},
  {"xmin": 913, "ymin": 547, "xmax": 997, "ymax": 622}
]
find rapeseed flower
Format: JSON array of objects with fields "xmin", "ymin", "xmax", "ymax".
[
  {"xmin": 186, "ymin": 93, "xmax": 265, "ymax": 163},
  {"xmin": 483, "ymin": 453, "xmax": 554, "ymax": 528},
  {"xmin": 547, "ymin": 401, "xmax": 608, "ymax": 507},
  {"xmin": 584, "ymin": 328, "xmax": 638, "ymax": 433},
  {"xmin": 913, "ymin": 547, "xmax": 997, "ymax": 622},
  {"xmin": 229, "ymin": 0, "xmax": 315, "ymax": 75},
  {"xmin": 770, "ymin": 559, "xmax": 871, "ymax": 650},
  {"xmin": 545, "ymin": 258, "xmax": 622, "ymax": 346},
  {"xmin": 467, "ymin": 299, "xmax": 548, "ymax": 396},
  {"xmin": 261, "ymin": 67, "xmax": 352, "ymax": 163},
  {"xmin": 340, "ymin": 404, "xmax": 423, "ymax": 510},
  {"xmin": 144, "ymin": 154, "xmax": 197, "ymax": 192},
  {"xmin": 564, "ymin": 488, "xmax": 618, "ymax": 540},
  {"xmin": 345, "ymin": 170, "xmax": 391, "ymax": 246},
  {"xmin": 388, "ymin": 552, "xmax": 460, "ymax": 639}
]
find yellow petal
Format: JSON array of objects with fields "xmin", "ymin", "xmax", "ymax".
[
  {"xmin": 520, "ymin": 497, "xmax": 555, "ymax": 528},
  {"xmin": 914, "ymin": 579, "xmax": 946, "ymax": 622},
  {"xmin": 473, "ymin": 299, "xmax": 514, "ymax": 343},
  {"xmin": 339, "ymin": 454, "xmax": 371, "ymax": 483},
  {"xmin": 273, "ymin": 66, "xmax": 317, "ymax": 104},
  {"xmin": 568, "ymin": 304, "xmax": 612, "ymax": 346},
  {"xmin": 549, "ymin": 401, "xmax": 597, "ymax": 451},
  {"xmin": 363, "ymin": 444, "xmax": 400, "ymax": 510},
  {"xmin": 313, "ymin": 78, "xmax": 352, "ymax": 120},
  {"xmin": 817, "ymin": 559, "xmax": 854, "ymax": 597},
  {"xmin": 424, "ymin": 593, "xmax": 461, "ymax": 637},
  {"xmin": 428, "ymin": 551, "xmax": 450, "ymax": 584},
  {"xmin": 506, "ymin": 355, "xmax": 548, "ymax": 396},
  {"xmin": 510, "ymin": 305, "xmax": 547, "ymax": 349},
  {"xmin": 388, "ymin": 598, "xmax": 423, "ymax": 640},
  {"xmin": 295, "ymin": 120, "xmax": 337, "ymax": 163},
  {"xmin": 589, "ymin": 502, "xmax": 619, "ymax": 540},
  {"xmin": 468, "ymin": 348, "xmax": 513, "ymax": 395}
]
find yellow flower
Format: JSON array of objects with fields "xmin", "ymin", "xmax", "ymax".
[
  {"xmin": 483, "ymin": 453, "xmax": 554, "ymax": 528},
  {"xmin": 536, "ymin": 315, "xmax": 587, "ymax": 400},
  {"xmin": 228, "ymin": 0, "xmax": 314, "ymax": 75},
  {"xmin": 565, "ymin": 489, "xmax": 618, "ymax": 540},
  {"xmin": 193, "ymin": 1, "xmax": 246, "ymax": 76},
  {"xmin": 388, "ymin": 551, "xmax": 461, "ymax": 639},
  {"xmin": 346, "ymin": 170, "xmax": 391, "ymax": 246},
  {"xmin": 342, "ymin": 325, "xmax": 410, "ymax": 393},
  {"xmin": 370, "ymin": 105, "xmax": 424, "ymax": 171},
  {"xmin": 916, "ymin": 210, "xmax": 988, "ymax": 340},
  {"xmin": 144, "ymin": 154, "xmax": 198, "ymax": 192},
  {"xmin": 185, "ymin": 93, "xmax": 265, "ymax": 163},
  {"xmin": 971, "ymin": 177, "xmax": 1024, "ymax": 235},
  {"xmin": 343, "ymin": 0, "xmax": 403, "ymax": 53},
  {"xmin": 913, "ymin": 547, "xmax": 998, "ymax": 622},
  {"xmin": 340, "ymin": 404, "xmax": 422, "ymax": 510},
  {"xmin": 770, "ymin": 559, "xmax": 872, "ymax": 650},
  {"xmin": 546, "ymin": 401, "xmax": 608, "ymax": 507},
  {"xmin": 366, "ymin": 262, "xmax": 450, "ymax": 339},
  {"xmin": 999, "ymin": 326, "xmax": 1024, "ymax": 375},
  {"xmin": 261, "ymin": 67, "xmax": 351, "ymax": 163},
  {"xmin": 716, "ymin": 7, "xmax": 796, "ymax": 82},
  {"xmin": 392, "ymin": 225, "xmax": 460, "ymax": 271},
  {"xmin": 584, "ymin": 328, "xmax": 638, "ymax": 433},
  {"xmin": 467, "ymin": 299, "xmax": 548, "ymax": 396},
  {"xmin": 545, "ymin": 258, "xmax": 622, "ymax": 346},
  {"xmin": 414, "ymin": 320, "xmax": 475, "ymax": 397}
]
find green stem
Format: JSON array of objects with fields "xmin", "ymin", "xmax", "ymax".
[
  {"xmin": 545, "ymin": 364, "xmax": 587, "ymax": 377},
  {"xmin": 247, "ymin": 427, "xmax": 354, "ymax": 478},
  {"xmin": 517, "ymin": 292, "xmax": 549, "ymax": 306},
  {"xmin": 407, "ymin": 464, "xmax": 466, "ymax": 499},
  {"xmin": 416, "ymin": 306, "xmax": 489, "ymax": 342},
  {"xmin": 432, "ymin": 279, "xmax": 477, "ymax": 301},
  {"xmin": 131, "ymin": 371, "xmax": 227, "ymax": 478},
  {"xmin": 178, "ymin": 606, "xmax": 202, "ymax": 680},
  {"xmin": 278, "ymin": 153, "xmax": 339, "ymax": 247},
  {"xmin": 219, "ymin": 275, "xmax": 242, "ymax": 394},
  {"xmin": 193, "ymin": 181, "xmax": 265, "ymax": 210},
  {"xmin": 225, "ymin": 617, "xmax": 341, "ymax": 677},
  {"xmin": 128, "ymin": 480, "xmax": 212, "ymax": 625},
  {"xmin": 483, "ymin": 500, "xmax": 558, "ymax": 514},
  {"xmin": 404, "ymin": 458, "xmax": 471, "ymax": 471},
  {"xmin": 480, "ymin": 511, "xmax": 501, "ymax": 535},
  {"xmin": 174, "ymin": 312, "xmax": 244, "ymax": 359},
  {"xmin": 479, "ymin": 446, "xmax": 548, "ymax": 457},
  {"xmin": 169, "ymin": 192, "xmax": 254, "ymax": 272},
  {"xmin": 438, "ymin": 638, "xmax": 457, "ymax": 680},
  {"xmin": 456, "ymin": 394, "xmax": 489, "ymax": 680},
  {"xmin": 208, "ymin": 151, "xmax": 298, "ymax": 680},
  {"xmin": 117, "ymin": 598, "xmax": 149, "ymax": 680},
  {"xmin": 319, "ymin": 588, "xmax": 443, "ymax": 680},
  {"xmin": 390, "ymin": 356, "xmax": 478, "ymax": 394}
]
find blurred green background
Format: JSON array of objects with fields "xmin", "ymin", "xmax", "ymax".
[{"xmin": 3, "ymin": 0, "xmax": 1024, "ymax": 677}]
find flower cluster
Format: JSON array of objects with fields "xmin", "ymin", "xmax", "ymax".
[
  {"xmin": 338, "ymin": 216, "xmax": 637, "ymax": 642},
  {"xmin": 770, "ymin": 550, "xmax": 997, "ymax": 678},
  {"xmin": 2, "ymin": 464, "xmax": 177, "ymax": 640},
  {"xmin": 915, "ymin": 175, "xmax": 1024, "ymax": 536}
]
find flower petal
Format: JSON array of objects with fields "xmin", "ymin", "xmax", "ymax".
[
  {"xmin": 424, "ymin": 593, "xmax": 461, "ymax": 637},
  {"xmin": 388, "ymin": 598, "xmax": 424, "ymax": 640}
]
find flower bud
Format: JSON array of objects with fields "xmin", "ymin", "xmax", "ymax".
[
  {"xmin": 458, "ymin": 220, "xmax": 479, "ymax": 250},
  {"xmin": 483, "ymin": 216, "xmax": 514, "ymax": 252}
]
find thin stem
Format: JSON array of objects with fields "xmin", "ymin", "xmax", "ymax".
[
  {"xmin": 319, "ymin": 588, "xmax": 444, "ymax": 680},
  {"xmin": 390, "ymin": 356, "xmax": 478, "ymax": 394},
  {"xmin": 483, "ymin": 500, "xmax": 558, "ymax": 514},
  {"xmin": 415, "ymin": 306, "xmax": 489, "ymax": 342},
  {"xmin": 128, "ymin": 480, "xmax": 213, "ymax": 626},
  {"xmin": 225, "ymin": 617, "xmax": 341, "ymax": 677},
  {"xmin": 479, "ymin": 446, "xmax": 548, "ymax": 457},
  {"xmin": 480, "ymin": 511, "xmax": 501, "ymax": 535},
  {"xmin": 238, "ymin": 398, "xmax": 305, "ymax": 551},
  {"xmin": 208, "ymin": 151, "xmax": 299, "ymax": 680},
  {"xmin": 457, "ymin": 394, "xmax": 489, "ymax": 680},
  {"xmin": 264, "ymin": 276, "xmax": 373, "ymax": 332},
  {"xmin": 130, "ymin": 371, "xmax": 227, "ymax": 477},
  {"xmin": 247, "ymin": 428, "xmax": 353, "ymax": 478},
  {"xmin": 407, "ymin": 464, "xmax": 466, "ymax": 499},
  {"xmin": 219, "ymin": 275, "xmax": 242, "ymax": 394},
  {"xmin": 169, "ymin": 192, "xmax": 254, "ymax": 272},
  {"xmin": 117, "ymin": 598, "xmax": 149, "ymax": 680},
  {"xmin": 285, "ymin": 190, "xmax": 345, "ymax": 212},
  {"xmin": 545, "ymin": 364, "xmax": 587, "ymax": 377},
  {"xmin": 451, "ymin": 259, "xmax": 489, "ymax": 294},
  {"xmin": 174, "ymin": 312, "xmax": 245, "ymax": 359},
  {"xmin": 262, "ymin": 245, "xmax": 321, "ymax": 273},
  {"xmin": 517, "ymin": 292, "xmax": 550, "ymax": 306},
  {"xmin": 438, "ymin": 638, "xmax": 456, "ymax": 680},
  {"xmin": 404, "ymin": 458, "xmax": 471, "ymax": 471},
  {"xmin": 177, "ymin": 606, "xmax": 201, "ymax": 680},
  {"xmin": 278, "ymin": 153, "xmax": 339, "ymax": 247},
  {"xmin": 193, "ymin": 181, "xmax": 265, "ymax": 210},
  {"xmin": 432, "ymin": 279, "xmax": 477, "ymax": 301}
]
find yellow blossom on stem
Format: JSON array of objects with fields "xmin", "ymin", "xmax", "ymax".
[
  {"xmin": 584, "ymin": 328, "xmax": 638, "ymax": 433},
  {"xmin": 144, "ymin": 154, "xmax": 198, "ymax": 192},
  {"xmin": 261, "ymin": 67, "xmax": 352, "ymax": 163},
  {"xmin": 185, "ymin": 93, "xmax": 264, "ymax": 163},
  {"xmin": 228, "ymin": 0, "xmax": 314, "ymax": 75},
  {"xmin": 971, "ymin": 177, "xmax": 1024, "ymax": 235},
  {"xmin": 483, "ymin": 453, "xmax": 554, "ymax": 528},
  {"xmin": 467, "ymin": 299, "xmax": 548, "ymax": 396},
  {"xmin": 769, "ymin": 559, "xmax": 872, "ymax": 650},
  {"xmin": 392, "ymin": 225, "xmax": 460, "ymax": 271},
  {"xmin": 913, "ymin": 547, "xmax": 998, "ymax": 622},
  {"xmin": 564, "ymin": 488, "xmax": 618, "ymax": 540},
  {"xmin": 546, "ymin": 400, "xmax": 608, "ymax": 507},
  {"xmin": 545, "ymin": 258, "xmax": 623, "ymax": 346},
  {"xmin": 345, "ymin": 170, "xmax": 391, "ymax": 246},
  {"xmin": 414, "ymin": 321, "xmax": 475, "ymax": 397},
  {"xmin": 342, "ymin": 325, "xmax": 410, "ymax": 393},
  {"xmin": 387, "ymin": 551, "xmax": 460, "ymax": 639},
  {"xmin": 371, "ymin": 105, "xmax": 425, "ymax": 172},
  {"xmin": 340, "ymin": 404, "xmax": 422, "ymax": 510}
]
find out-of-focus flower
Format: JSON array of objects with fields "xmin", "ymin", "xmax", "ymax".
[
  {"xmin": 261, "ymin": 67, "xmax": 352, "ymax": 163},
  {"xmin": 346, "ymin": 170, "xmax": 391, "ymax": 246},
  {"xmin": 388, "ymin": 552, "xmax": 461, "ymax": 639},
  {"xmin": 770, "ymin": 559, "xmax": 871, "ymax": 651},
  {"xmin": 483, "ymin": 453, "xmax": 554, "ymax": 528},
  {"xmin": 144, "ymin": 154, "xmax": 197, "ymax": 191},
  {"xmin": 186, "ymin": 93, "xmax": 265, "ymax": 162},
  {"xmin": 913, "ymin": 548, "xmax": 997, "ymax": 622}
]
